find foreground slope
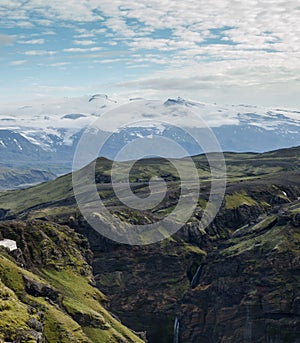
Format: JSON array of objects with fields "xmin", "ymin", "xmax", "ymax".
[{"xmin": 0, "ymin": 220, "xmax": 144, "ymax": 343}]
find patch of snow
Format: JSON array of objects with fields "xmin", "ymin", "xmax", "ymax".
[
  {"xmin": 13, "ymin": 138, "xmax": 23, "ymax": 150},
  {"xmin": 0, "ymin": 239, "xmax": 17, "ymax": 251}
]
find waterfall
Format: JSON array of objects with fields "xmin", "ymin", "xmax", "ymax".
[
  {"xmin": 244, "ymin": 305, "xmax": 252, "ymax": 342},
  {"xmin": 173, "ymin": 317, "xmax": 180, "ymax": 343},
  {"xmin": 190, "ymin": 265, "xmax": 202, "ymax": 289}
]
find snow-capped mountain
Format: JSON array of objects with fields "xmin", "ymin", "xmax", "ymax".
[
  {"xmin": 0, "ymin": 94, "xmax": 119, "ymax": 172},
  {"xmin": 0, "ymin": 95, "xmax": 300, "ymax": 173},
  {"xmin": 0, "ymin": 94, "xmax": 119, "ymax": 150}
]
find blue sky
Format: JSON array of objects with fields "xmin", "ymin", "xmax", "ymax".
[{"xmin": 0, "ymin": 0, "xmax": 299, "ymax": 107}]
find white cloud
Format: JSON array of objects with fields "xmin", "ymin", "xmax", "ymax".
[
  {"xmin": 18, "ymin": 39, "xmax": 45, "ymax": 44},
  {"xmin": 0, "ymin": 0, "xmax": 299, "ymax": 107},
  {"xmin": 18, "ymin": 21, "xmax": 35, "ymax": 28},
  {"xmin": 94, "ymin": 58, "xmax": 128, "ymax": 64},
  {"xmin": 49, "ymin": 62, "xmax": 71, "ymax": 67},
  {"xmin": 34, "ymin": 19, "xmax": 53, "ymax": 26},
  {"xmin": 24, "ymin": 50, "xmax": 57, "ymax": 56},
  {"xmin": 63, "ymin": 47, "xmax": 102, "ymax": 52},
  {"xmin": 108, "ymin": 41, "xmax": 118, "ymax": 46},
  {"xmin": 7, "ymin": 0, "xmax": 103, "ymax": 23},
  {"xmin": 10, "ymin": 60, "xmax": 27, "ymax": 66},
  {"xmin": 74, "ymin": 33, "xmax": 95, "ymax": 38},
  {"xmin": 2, "ymin": 1, "xmax": 299, "ymax": 56},
  {"xmin": 73, "ymin": 39, "xmax": 96, "ymax": 46},
  {"xmin": 43, "ymin": 30, "xmax": 56, "ymax": 35}
]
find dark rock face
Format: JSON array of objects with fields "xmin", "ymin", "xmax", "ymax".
[
  {"xmin": 292, "ymin": 213, "xmax": 300, "ymax": 227},
  {"xmin": 27, "ymin": 317, "xmax": 44, "ymax": 333},
  {"xmin": 0, "ymin": 208, "xmax": 9, "ymax": 219},
  {"xmin": 177, "ymin": 211, "xmax": 300, "ymax": 343},
  {"xmin": 64, "ymin": 180, "xmax": 300, "ymax": 343},
  {"xmin": 23, "ymin": 275, "xmax": 59, "ymax": 302},
  {"xmin": 79, "ymin": 226, "xmax": 204, "ymax": 343}
]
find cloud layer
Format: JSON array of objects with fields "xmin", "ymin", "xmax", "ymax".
[{"xmin": 0, "ymin": 0, "xmax": 299, "ymax": 107}]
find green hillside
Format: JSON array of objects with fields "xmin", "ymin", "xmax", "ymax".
[
  {"xmin": 0, "ymin": 220, "xmax": 144, "ymax": 343},
  {"xmin": 0, "ymin": 166, "xmax": 55, "ymax": 191},
  {"xmin": 1, "ymin": 147, "xmax": 300, "ymax": 219}
]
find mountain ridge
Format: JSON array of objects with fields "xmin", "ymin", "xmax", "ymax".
[{"xmin": 1, "ymin": 96, "xmax": 300, "ymax": 173}]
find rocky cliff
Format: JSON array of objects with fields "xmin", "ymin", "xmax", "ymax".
[
  {"xmin": 62, "ymin": 173, "xmax": 300, "ymax": 343},
  {"xmin": 177, "ymin": 205, "xmax": 300, "ymax": 342}
]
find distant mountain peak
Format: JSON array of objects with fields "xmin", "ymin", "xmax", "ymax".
[
  {"xmin": 62, "ymin": 113, "xmax": 87, "ymax": 120},
  {"xmin": 164, "ymin": 97, "xmax": 199, "ymax": 107},
  {"xmin": 89, "ymin": 94, "xmax": 117, "ymax": 103}
]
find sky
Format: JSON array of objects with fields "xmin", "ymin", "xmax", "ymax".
[{"xmin": 0, "ymin": 0, "xmax": 299, "ymax": 108}]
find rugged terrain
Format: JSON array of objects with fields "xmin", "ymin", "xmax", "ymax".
[
  {"xmin": 1, "ymin": 147, "xmax": 300, "ymax": 342},
  {"xmin": 177, "ymin": 197, "xmax": 300, "ymax": 342},
  {"xmin": 0, "ymin": 220, "xmax": 145, "ymax": 342}
]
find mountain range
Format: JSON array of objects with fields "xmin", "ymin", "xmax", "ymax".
[{"xmin": 1, "ymin": 95, "xmax": 300, "ymax": 178}]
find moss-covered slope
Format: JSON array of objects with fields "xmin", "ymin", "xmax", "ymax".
[
  {"xmin": 2, "ymin": 146, "xmax": 300, "ymax": 219},
  {"xmin": 0, "ymin": 220, "xmax": 144, "ymax": 343}
]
